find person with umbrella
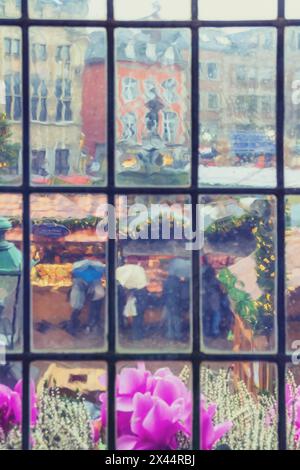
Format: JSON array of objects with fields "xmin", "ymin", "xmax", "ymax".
[
  {"xmin": 163, "ymin": 258, "xmax": 191, "ymax": 342},
  {"xmin": 66, "ymin": 258, "xmax": 106, "ymax": 336},
  {"xmin": 116, "ymin": 264, "xmax": 150, "ymax": 340}
]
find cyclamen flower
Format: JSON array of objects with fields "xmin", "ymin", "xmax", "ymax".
[
  {"xmin": 0, "ymin": 380, "xmax": 38, "ymax": 435},
  {"xmin": 100, "ymin": 363, "xmax": 192, "ymax": 450},
  {"xmin": 200, "ymin": 396, "xmax": 233, "ymax": 450}
]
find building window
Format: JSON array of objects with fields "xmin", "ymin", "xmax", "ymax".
[
  {"xmin": 55, "ymin": 148, "xmax": 70, "ymax": 175},
  {"xmin": 31, "ymin": 43, "xmax": 47, "ymax": 61},
  {"xmin": 162, "ymin": 78, "xmax": 177, "ymax": 103},
  {"xmin": 31, "ymin": 75, "xmax": 48, "ymax": 122},
  {"xmin": 4, "ymin": 37, "xmax": 20, "ymax": 56},
  {"xmin": 121, "ymin": 112, "xmax": 137, "ymax": 141},
  {"xmin": 55, "ymin": 78, "xmax": 72, "ymax": 122},
  {"xmin": 31, "ymin": 149, "xmax": 47, "ymax": 176},
  {"xmin": 163, "ymin": 111, "xmax": 178, "ymax": 143},
  {"xmin": 207, "ymin": 93, "xmax": 219, "ymax": 110},
  {"xmin": 56, "ymin": 45, "xmax": 71, "ymax": 63},
  {"xmin": 207, "ymin": 62, "xmax": 218, "ymax": 80},
  {"xmin": 5, "ymin": 73, "xmax": 21, "ymax": 120},
  {"xmin": 122, "ymin": 77, "xmax": 138, "ymax": 101}
]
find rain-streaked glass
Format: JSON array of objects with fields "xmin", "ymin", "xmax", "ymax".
[
  {"xmin": 0, "ymin": 194, "xmax": 22, "ymax": 352},
  {"xmin": 0, "ymin": 27, "xmax": 22, "ymax": 186},
  {"xmin": 114, "ymin": 0, "xmax": 191, "ymax": 21},
  {"xmin": 199, "ymin": 0, "xmax": 277, "ymax": 20},
  {"xmin": 31, "ymin": 361, "xmax": 107, "ymax": 450},
  {"xmin": 199, "ymin": 28, "xmax": 277, "ymax": 188},
  {"xmin": 30, "ymin": 194, "xmax": 108, "ymax": 352},
  {"xmin": 116, "ymin": 195, "xmax": 192, "ymax": 352},
  {"xmin": 29, "ymin": 0, "xmax": 106, "ymax": 20},
  {"xmin": 116, "ymin": 361, "xmax": 192, "ymax": 450},
  {"xmin": 30, "ymin": 28, "xmax": 107, "ymax": 187},
  {"xmin": 0, "ymin": 362, "xmax": 22, "ymax": 450},
  {"xmin": 201, "ymin": 362, "xmax": 278, "ymax": 450},
  {"xmin": 0, "ymin": 0, "xmax": 21, "ymax": 18},
  {"xmin": 200, "ymin": 195, "xmax": 277, "ymax": 353},
  {"xmin": 115, "ymin": 29, "xmax": 191, "ymax": 187},
  {"xmin": 285, "ymin": 28, "xmax": 300, "ymax": 187},
  {"xmin": 285, "ymin": 197, "xmax": 300, "ymax": 351}
]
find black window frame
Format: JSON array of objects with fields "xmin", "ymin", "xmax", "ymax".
[{"xmin": 0, "ymin": 0, "xmax": 293, "ymax": 451}]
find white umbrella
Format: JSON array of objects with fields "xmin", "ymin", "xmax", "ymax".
[{"xmin": 116, "ymin": 264, "xmax": 148, "ymax": 290}]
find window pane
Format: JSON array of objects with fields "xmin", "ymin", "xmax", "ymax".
[
  {"xmin": 0, "ymin": 0, "xmax": 21, "ymax": 18},
  {"xmin": 199, "ymin": 28, "xmax": 277, "ymax": 188},
  {"xmin": 30, "ymin": 194, "xmax": 107, "ymax": 352},
  {"xmin": 116, "ymin": 195, "xmax": 192, "ymax": 352},
  {"xmin": 30, "ymin": 28, "xmax": 107, "ymax": 187},
  {"xmin": 286, "ymin": 0, "xmax": 300, "ymax": 19},
  {"xmin": 115, "ymin": 361, "xmax": 192, "ymax": 450},
  {"xmin": 29, "ymin": 0, "xmax": 106, "ymax": 20},
  {"xmin": 115, "ymin": 29, "xmax": 191, "ymax": 187},
  {"xmin": 0, "ymin": 362, "xmax": 22, "ymax": 450},
  {"xmin": 199, "ymin": 0, "xmax": 277, "ymax": 20},
  {"xmin": 0, "ymin": 194, "xmax": 22, "ymax": 352},
  {"xmin": 285, "ymin": 28, "xmax": 300, "ymax": 187},
  {"xmin": 201, "ymin": 362, "xmax": 278, "ymax": 450},
  {"xmin": 114, "ymin": 0, "xmax": 191, "ymax": 20},
  {"xmin": 200, "ymin": 195, "xmax": 277, "ymax": 353},
  {"xmin": 285, "ymin": 197, "xmax": 300, "ymax": 351},
  {"xmin": 31, "ymin": 361, "xmax": 107, "ymax": 450},
  {"xmin": 286, "ymin": 365, "xmax": 300, "ymax": 449},
  {"xmin": 0, "ymin": 27, "xmax": 22, "ymax": 186}
]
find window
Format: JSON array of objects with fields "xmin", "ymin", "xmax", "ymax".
[
  {"xmin": 31, "ymin": 75, "xmax": 47, "ymax": 122},
  {"xmin": 207, "ymin": 62, "xmax": 218, "ymax": 80},
  {"xmin": 31, "ymin": 43, "xmax": 47, "ymax": 61},
  {"xmin": 0, "ymin": 0, "xmax": 294, "ymax": 453},
  {"xmin": 122, "ymin": 77, "xmax": 138, "ymax": 101},
  {"xmin": 207, "ymin": 93, "xmax": 219, "ymax": 110},
  {"xmin": 55, "ymin": 78, "xmax": 72, "ymax": 122},
  {"xmin": 56, "ymin": 45, "xmax": 71, "ymax": 63},
  {"xmin": 4, "ymin": 37, "xmax": 20, "ymax": 56},
  {"xmin": 55, "ymin": 148, "xmax": 70, "ymax": 175},
  {"xmin": 5, "ymin": 72, "xmax": 21, "ymax": 120}
]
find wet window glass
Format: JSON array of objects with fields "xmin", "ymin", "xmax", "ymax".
[
  {"xmin": 115, "ymin": 29, "xmax": 191, "ymax": 187},
  {"xmin": 284, "ymin": 28, "xmax": 300, "ymax": 187},
  {"xmin": 0, "ymin": 194, "xmax": 22, "ymax": 352},
  {"xmin": 0, "ymin": 27, "xmax": 22, "ymax": 186},
  {"xmin": 200, "ymin": 195, "xmax": 277, "ymax": 352},
  {"xmin": 286, "ymin": 0, "xmax": 300, "ymax": 19},
  {"xmin": 29, "ymin": 0, "xmax": 106, "ymax": 20},
  {"xmin": 30, "ymin": 27, "xmax": 107, "ymax": 186},
  {"xmin": 199, "ymin": 0, "xmax": 278, "ymax": 20},
  {"xmin": 201, "ymin": 362, "xmax": 278, "ymax": 450},
  {"xmin": 285, "ymin": 197, "xmax": 300, "ymax": 351},
  {"xmin": 30, "ymin": 194, "xmax": 107, "ymax": 352},
  {"xmin": 30, "ymin": 362, "xmax": 107, "ymax": 450},
  {"xmin": 199, "ymin": 28, "xmax": 277, "ymax": 188},
  {"xmin": 115, "ymin": 361, "xmax": 192, "ymax": 450},
  {"xmin": 114, "ymin": 0, "xmax": 191, "ymax": 21},
  {"xmin": 0, "ymin": 362, "xmax": 22, "ymax": 450},
  {"xmin": 116, "ymin": 195, "xmax": 192, "ymax": 352},
  {"xmin": 0, "ymin": 0, "xmax": 21, "ymax": 18}
]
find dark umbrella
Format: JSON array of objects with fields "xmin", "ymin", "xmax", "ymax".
[{"xmin": 168, "ymin": 258, "xmax": 191, "ymax": 279}]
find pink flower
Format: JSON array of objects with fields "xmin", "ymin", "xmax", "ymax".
[
  {"xmin": 100, "ymin": 363, "xmax": 192, "ymax": 450},
  {"xmin": 0, "ymin": 380, "xmax": 38, "ymax": 435},
  {"xmin": 200, "ymin": 396, "xmax": 233, "ymax": 450},
  {"xmin": 286, "ymin": 382, "xmax": 300, "ymax": 441}
]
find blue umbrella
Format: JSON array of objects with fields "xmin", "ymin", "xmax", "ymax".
[
  {"xmin": 72, "ymin": 260, "xmax": 105, "ymax": 284},
  {"xmin": 168, "ymin": 258, "xmax": 191, "ymax": 279}
]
